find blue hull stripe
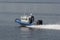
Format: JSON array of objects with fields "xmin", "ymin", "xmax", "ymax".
[{"xmin": 15, "ymin": 18, "xmax": 32, "ymax": 25}]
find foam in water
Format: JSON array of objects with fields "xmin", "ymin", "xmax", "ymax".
[{"xmin": 27, "ymin": 24, "xmax": 60, "ymax": 30}]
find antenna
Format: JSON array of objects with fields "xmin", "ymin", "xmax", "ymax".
[
  {"xmin": 29, "ymin": 8, "xmax": 33, "ymax": 16},
  {"xmin": 24, "ymin": 8, "xmax": 27, "ymax": 16}
]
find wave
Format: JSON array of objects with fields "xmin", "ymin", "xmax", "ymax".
[{"xmin": 27, "ymin": 24, "xmax": 60, "ymax": 30}]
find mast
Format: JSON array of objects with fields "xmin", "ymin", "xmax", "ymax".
[
  {"xmin": 24, "ymin": 8, "xmax": 27, "ymax": 16},
  {"xmin": 29, "ymin": 8, "xmax": 33, "ymax": 16}
]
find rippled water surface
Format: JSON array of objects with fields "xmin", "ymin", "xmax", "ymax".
[
  {"xmin": 0, "ymin": 2, "xmax": 60, "ymax": 40},
  {"xmin": 0, "ymin": 12, "xmax": 60, "ymax": 40}
]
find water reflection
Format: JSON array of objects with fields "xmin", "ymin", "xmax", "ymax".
[
  {"xmin": 1, "ymin": 25, "xmax": 60, "ymax": 40},
  {"xmin": 19, "ymin": 27, "xmax": 33, "ymax": 40}
]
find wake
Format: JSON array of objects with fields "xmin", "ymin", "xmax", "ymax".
[{"xmin": 27, "ymin": 24, "xmax": 60, "ymax": 30}]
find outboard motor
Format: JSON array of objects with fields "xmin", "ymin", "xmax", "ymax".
[{"xmin": 36, "ymin": 20, "xmax": 43, "ymax": 25}]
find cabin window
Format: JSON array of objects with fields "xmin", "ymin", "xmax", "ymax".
[{"xmin": 21, "ymin": 18, "xmax": 27, "ymax": 20}]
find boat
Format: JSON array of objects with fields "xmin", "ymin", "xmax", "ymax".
[
  {"xmin": 15, "ymin": 13, "xmax": 60, "ymax": 30},
  {"xmin": 15, "ymin": 13, "xmax": 43, "ymax": 27}
]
